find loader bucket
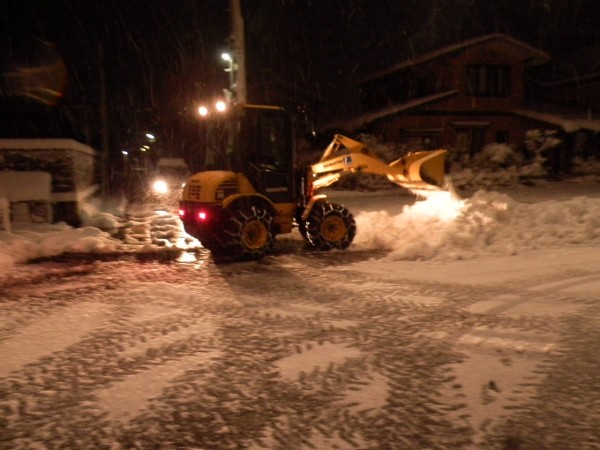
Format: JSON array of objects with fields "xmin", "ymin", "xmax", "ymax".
[
  {"xmin": 388, "ymin": 149, "xmax": 447, "ymax": 193},
  {"xmin": 309, "ymin": 134, "xmax": 449, "ymax": 194}
]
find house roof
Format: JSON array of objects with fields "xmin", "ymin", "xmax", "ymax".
[
  {"xmin": 323, "ymin": 90, "xmax": 459, "ymax": 132},
  {"xmin": 324, "ymin": 95, "xmax": 600, "ymax": 135},
  {"xmin": 360, "ymin": 33, "xmax": 551, "ymax": 85},
  {"xmin": 322, "ymin": 34, "xmax": 599, "ymax": 134},
  {"xmin": 0, "ymin": 138, "xmax": 97, "ymax": 155},
  {"xmin": 529, "ymin": 44, "xmax": 600, "ymax": 87}
]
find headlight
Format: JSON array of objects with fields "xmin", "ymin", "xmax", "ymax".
[{"xmin": 152, "ymin": 179, "xmax": 169, "ymax": 194}]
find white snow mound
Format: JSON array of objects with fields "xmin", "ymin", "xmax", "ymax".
[
  {"xmin": 355, "ymin": 190, "xmax": 600, "ymax": 260},
  {"xmin": 0, "ymin": 226, "xmax": 122, "ymax": 269}
]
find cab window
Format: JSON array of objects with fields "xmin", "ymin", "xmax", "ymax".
[{"xmin": 258, "ymin": 115, "xmax": 289, "ymax": 171}]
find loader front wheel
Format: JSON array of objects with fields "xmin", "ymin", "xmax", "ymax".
[
  {"xmin": 305, "ymin": 202, "xmax": 356, "ymax": 251},
  {"xmin": 219, "ymin": 204, "xmax": 274, "ymax": 261},
  {"xmin": 294, "ymin": 207, "xmax": 308, "ymax": 239}
]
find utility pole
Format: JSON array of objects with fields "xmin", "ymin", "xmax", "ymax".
[
  {"xmin": 98, "ymin": 44, "xmax": 110, "ymax": 197},
  {"xmin": 231, "ymin": 0, "xmax": 246, "ymax": 104}
]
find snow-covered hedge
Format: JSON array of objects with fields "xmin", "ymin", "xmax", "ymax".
[{"xmin": 327, "ymin": 131, "xmax": 600, "ymax": 192}]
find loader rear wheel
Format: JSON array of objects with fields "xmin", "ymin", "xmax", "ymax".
[
  {"xmin": 305, "ymin": 202, "xmax": 356, "ymax": 251},
  {"xmin": 219, "ymin": 204, "xmax": 274, "ymax": 260}
]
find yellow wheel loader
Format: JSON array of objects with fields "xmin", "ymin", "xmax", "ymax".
[{"xmin": 178, "ymin": 103, "xmax": 447, "ymax": 261}]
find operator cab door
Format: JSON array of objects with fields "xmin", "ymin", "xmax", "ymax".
[{"xmin": 242, "ymin": 108, "xmax": 295, "ymax": 203}]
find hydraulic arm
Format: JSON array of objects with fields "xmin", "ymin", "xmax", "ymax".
[{"xmin": 310, "ymin": 134, "xmax": 447, "ymax": 195}]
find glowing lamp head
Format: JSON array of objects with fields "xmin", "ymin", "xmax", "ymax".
[
  {"xmin": 198, "ymin": 211, "xmax": 207, "ymax": 220},
  {"xmin": 215, "ymin": 100, "xmax": 227, "ymax": 112}
]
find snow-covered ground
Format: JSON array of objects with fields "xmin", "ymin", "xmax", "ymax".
[{"xmin": 2, "ymin": 172, "xmax": 600, "ymax": 448}]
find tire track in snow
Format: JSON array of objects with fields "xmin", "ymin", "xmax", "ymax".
[
  {"xmin": 440, "ymin": 268, "xmax": 600, "ymax": 449},
  {"xmin": 1, "ymin": 256, "xmax": 599, "ymax": 448}
]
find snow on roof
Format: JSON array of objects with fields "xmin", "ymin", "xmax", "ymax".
[
  {"xmin": 0, "ymin": 138, "xmax": 96, "ymax": 156},
  {"xmin": 328, "ymin": 99, "xmax": 600, "ymax": 134},
  {"xmin": 323, "ymin": 90, "xmax": 459, "ymax": 132},
  {"xmin": 514, "ymin": 109, "xmax": 600, "ymax": 133},
  {"xmin": 360, "ymin": 33, "xmax": 551, "ymax": 85}
]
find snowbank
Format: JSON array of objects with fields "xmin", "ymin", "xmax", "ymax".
[
  {"xmin": 355, "ymin": 190, "xmax": 600, "ymax": 260},
  {"xmin": 0, "ymin": 224, "xmax": 122, "ymax": 269},
  {"xmin": 2, "ymin": 183, "xmax": 600, "ymax": 274}
]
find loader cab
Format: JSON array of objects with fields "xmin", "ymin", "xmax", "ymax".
[
  {"xmin": 199, "ymin": 104, "xmax": 296, "ymax": 203},
  {"xmin": 240, "ymin": 105, "xmax": 295, "ymax": 203}
]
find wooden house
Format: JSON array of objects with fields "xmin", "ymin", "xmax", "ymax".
[{"xmin": 326, "ymin": 33, "xmax": 600, "ymax": 170}]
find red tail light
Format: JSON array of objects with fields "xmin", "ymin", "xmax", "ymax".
[{"xmin": 198, "ymin": 211, "xmax": 207, "ymax": 220}]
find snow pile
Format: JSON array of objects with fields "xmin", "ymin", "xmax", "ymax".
[
  {"xmin": 0, "ymin": 206, "xmax": 199, "ymax": 273},
  {"xmin": 355, "ymin": 190, "xmax": 600, "ymax": 260},
  {"xmin": 0, "ymin": 224, "xmax": 122, "ymax": 268},
  {"xmin": 84, "ymin": 212, "xmax": 122, "ymax": 231}
]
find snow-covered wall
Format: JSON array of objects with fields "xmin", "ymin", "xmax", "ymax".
[
  {"xmin": 0, "ymin": 171, "xmax": 51, "ymax": 202},
  {"xmin": 0, "ymin": 139, "xmax": 98, "ymax": 225}
]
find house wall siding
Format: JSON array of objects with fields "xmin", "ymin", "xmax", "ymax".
[{"xmin": 376, "ymin": 113, "xmax": 530, "ymax": 152}]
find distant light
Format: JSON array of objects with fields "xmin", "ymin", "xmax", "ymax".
[
  {"xmin": 178, "ymin": 209, "xmax": 185, "ymax": 218},
  {"xmin": 198, "ymin": 105, "xmax": 209, "ymax": 117},
  {"xmin": 221, "ymin": 52, "xmax": 232, "ymax": 62},
  {"xmin": 122, "ymin": 150, "xmax": 129, "ymax": 156},
  {"xmin": 152, "ymin": 179, "xmax": 169, "ymax": 194},
  {"xmin": 215, "ymin": 101, "xmax": 227, "ymax": 112},
  {"xmin": 146, "ymin": 133, "xmax": 155, "ymax": 141},
  {"xmin": 198, "ymin": 211, "xmax": 207, "ymax": 220}
]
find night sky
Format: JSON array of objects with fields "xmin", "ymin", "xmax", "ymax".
[{"xmin": 1, "ymin": 0, "xmax": 599, "ymax": 161}]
